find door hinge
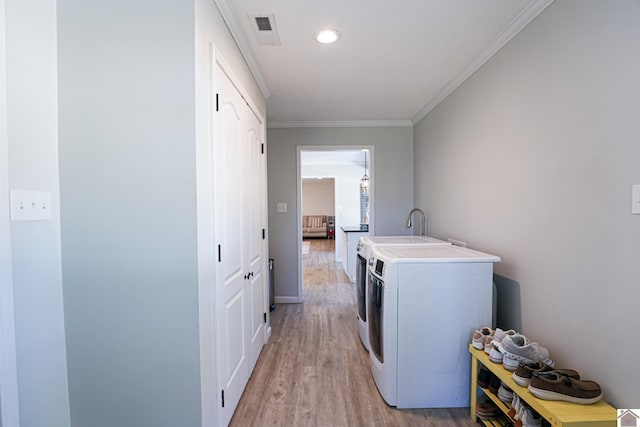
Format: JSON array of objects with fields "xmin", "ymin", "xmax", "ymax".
[
  {"xmin": 264, "ymin": 312, "xmax": 267, "ymax": 323},
  {"xmin": 261, "ymin": 143, "xmax": 264, "ymax": 154},
  {"xmin": 221, "ymin": 389, "xmax": 225, "ymax": 407},
  {"xmin": 218, "ymin": 245, "xmax": 221, "ymax": 262},
  {"xmin": 215, "ymin": 93, "xmax": 219, "ymax": 112},
  {"xmin": 262, "ymin": 228, "xmax": 266, "ymax": 240}
]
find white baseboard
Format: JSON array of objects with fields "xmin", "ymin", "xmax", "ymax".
[{"xmin": 274, "ymin": 296, "xmax": 303, "ymax": 304}]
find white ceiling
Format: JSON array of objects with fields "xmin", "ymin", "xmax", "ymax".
[{"xmin": 216, "ymin": 0, "xmax": 553, "ymax": 126}]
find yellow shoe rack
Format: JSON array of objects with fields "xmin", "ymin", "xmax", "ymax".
[{"xmin": 469, "ymin": 345, "xmax": 616, "ymax": 427}]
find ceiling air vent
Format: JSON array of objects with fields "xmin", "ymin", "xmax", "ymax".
[
  {"xmin": 255, "ymin": 16, "xmax": 272, "ymax": 31},
  {"xmin": 249, "ymin": 14, "xmax": 281, "ymax": 46}
]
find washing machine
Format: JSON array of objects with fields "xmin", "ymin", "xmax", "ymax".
[
  {"xmin": 355, "ymin": 236, "xmax": 449, "ymax": 351},
  {"xmin": 367, "ymin": 245, "xmax": 500, "ymax": 408}
]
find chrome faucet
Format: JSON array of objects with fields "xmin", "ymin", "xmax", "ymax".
[{"xmin": 406, "ymin": 208, "xmax": 426, "ymax": 236}]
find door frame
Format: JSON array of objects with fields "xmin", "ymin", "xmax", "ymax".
[{"xmin": 296, "ymin": 146, "xmax": 375, "ymax": 301}]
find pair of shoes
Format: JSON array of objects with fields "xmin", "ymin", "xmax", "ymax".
[
  {"xmin": 528, "ymin": 371, "xmax": 603, "ymax": 404},
  {"xmin": 512, "ymin": 362, "xmax": 580, "ymax": 387},
  {"xmin": 489, "ymin": 328, "xmax": 517, "ymax": 363},
  {"xmin": 497, "ymin": 383, "xmax": 513, "ymax": 403},
  {"xmin": 472, "ymin": 326, "xmax": 493, "ymax": 350},
  {"xmin": 501, "ymin": 334, "xmax": 554, "ymax": 371},
  {"xmin": 476, "ymin": 401, "xmax": 500, "ymax": 420}
]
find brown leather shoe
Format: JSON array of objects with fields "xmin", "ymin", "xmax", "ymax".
[
  {"xmin": 528, "ymin": 371, "xmax": 602, "ymax": 404},
  {"xmin": 512, "ymin": 362, "xmax": 580, "ymax": 387}
]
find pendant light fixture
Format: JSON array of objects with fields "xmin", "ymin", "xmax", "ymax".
[{"xmin": 360, "ymin": 150, "xmax": 369, "ymax": 192}]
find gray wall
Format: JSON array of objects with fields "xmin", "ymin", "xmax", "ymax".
[
  {"xmin": 57, "ymin": 1, "xmax": 201, "ymax": 426},
  {"xmin": 57, "ymin": 0, "xmax": 265, "ymax": 424},
  {"xmin": 414, "ymin": 0, "xmax": 640, "ymax": 408},
  {"xmin": 4, "ymin": 0, "xmax": 71, "ymax": 425},
  {"xmin": 3, "ymin": 0, "xmax": 264, "ymax": 424},
  {"xmin": 267, "ymin": 126, "xmax": 414, "ymax": 299}
]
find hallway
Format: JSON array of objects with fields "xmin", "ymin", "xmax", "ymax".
[{"xmin": 230, "ymin": 239, "xmax": 475, "ymax": 426}]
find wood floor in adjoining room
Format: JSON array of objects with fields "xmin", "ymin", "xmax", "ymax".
[{"xmin": 229, "ymin": 238, "xmax": 475, "ymax": 426}]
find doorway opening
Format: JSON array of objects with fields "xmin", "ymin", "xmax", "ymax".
[
  {"xmin": 301, "ymin": 176, "xmax": 336, "ymax": 291},
  {"xmin": 297, "ymin": 146, "xmax": 374, "ymax": 298}
]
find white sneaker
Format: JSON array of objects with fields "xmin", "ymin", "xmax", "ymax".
[
  {"xmin": 488, "ymin": 328, "xmax": 516, "ymax": 363},
  {"xmin": 471, "ymin": 326, "xmax": 493, "ymax": 350}
]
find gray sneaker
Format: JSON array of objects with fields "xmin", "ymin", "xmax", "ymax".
[{"xmin": 500, "ymin": 334, "xmax": 553, "ymax": 371}]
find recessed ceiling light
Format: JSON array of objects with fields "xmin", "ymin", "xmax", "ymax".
[{"xmin": 315, "ymin": 29, "xmax": 340, "ymax": 44}]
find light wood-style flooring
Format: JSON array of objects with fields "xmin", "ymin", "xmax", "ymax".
[{"xmin": 229, "ymin": 239, "xmax": 476, "ymax": 426}]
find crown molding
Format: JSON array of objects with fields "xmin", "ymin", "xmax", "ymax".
[
  {"xmin": 214, "ymin": 0, "xmax": 271, "ymax": 99},
  {"xmin": 215, "ymin": 0, "xmax": 553, "ymax": 127},
  {"xmin": 412, "ymin": 0, "xmax": 554, "ymax": 125},
  {"xmin": 267, "ymin": 120, "xmax": 414, "ymax": 129}
]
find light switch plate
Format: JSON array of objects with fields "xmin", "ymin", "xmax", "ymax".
[
  {"xmin": 10, "ymin": 190, "xmax": 52, "ymax": 221},
  {"xmin": 633, "ymin": 184, "xmax": 640, "ymax": 215},
  {"xmin": 276, "ymin": 202, "xmax": 287, "ymax": 213}
]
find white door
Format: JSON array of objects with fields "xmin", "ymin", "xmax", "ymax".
[
  {"xmin": 214, "ymin": 62, "xmax": 266, "ymax": 426},
  {"xmin": 215, "ymin": 64, "xmax": 249, "ymax": 426},
  {"xmin": 246, "ymin": 109, "xmax": 265, "ymax": 372}
]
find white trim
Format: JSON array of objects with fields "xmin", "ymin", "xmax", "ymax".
[
  {"xmin": 194, "ymin": 23, "xmax": 218, "ymax": 426},
  {"xmin": 412, "ymin": 0, "xmax": 554, "ymax": 125},
  {"xmin": 274, "ymin": 296, "xmax": 303, "ymax": 304},
  {"xmin": 268, "ymin": 120, "xmax": 413, "ymax": 129},
  {"xmin": 0, "ymin": 0, "xmax": 20, "ymax": 424},
  {"xmin": 260, "ymin": 104, "xmax": 270, "ymax": 344},
  {"xmin": 295, "ymin": 148, "xmax": 303, "ymax": 304},
  {"xmin": 213, "ymin": 0, "xmax": 271, "ymax": 100}
]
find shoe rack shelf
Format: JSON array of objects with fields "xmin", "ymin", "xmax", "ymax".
[{"xmin": 469, "ymin": 345, "xmax": 616, "ymax": 427}]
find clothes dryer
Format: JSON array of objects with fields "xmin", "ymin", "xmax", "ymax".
[
  {"xmin": 355, "ymin": 236, "xmax": 449, "ymax": 351},
  {"xmin": 367, "ymin": 245, "xmax": 500, "ymax": 408}
]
